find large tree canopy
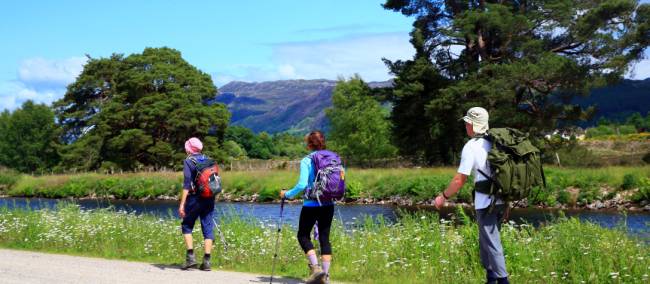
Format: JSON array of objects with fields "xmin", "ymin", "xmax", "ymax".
[
  {"xmin": 383, "ymin": 0, "xmax": 650, "ymax": 164},
  {"xmin": 0, "ymin": 101, "xmax": 60, "ymax": 173},
  {"xmin": 326, "ymin": 76, "xmax": 397, "ymax": 164},
  {"xmin": 54, "ymin": 47, "xmax": 230, "ymax": 170}
]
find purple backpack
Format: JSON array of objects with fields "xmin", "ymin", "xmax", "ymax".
[{"xmin": 304, "ymin": 150, "xmax": 346, "ymax": 203}]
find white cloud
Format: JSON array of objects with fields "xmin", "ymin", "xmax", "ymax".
[
  {"xmin": 0, "ymin": 56, "xmax": 86, "ymax": 111},
  {"xmin": 18, "ymin": 57, "xmax": 87, "ymax": 88},
  {"xmin": 212, "ymin": 32, "xmax": 414, "ymax": 85},
  {"xmin": 0, "ymin": 81, "xmax": 62, "ymax": 111},
  {"xmin": 278, "ymin": 64, "xmax": 297, "ymax": 78},
  {"xmin": 272, "ymin": 32, "xmax": 413, "ymax": 81}
]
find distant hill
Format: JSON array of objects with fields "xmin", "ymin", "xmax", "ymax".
[
  {"xmin": 210, "ymin": 78, "xmax": 648, "ymax": 133},
  {"xmin": 571, "ymin": 78, "xmax": 650, "ymax": 125},
  {"xmin": 210, "ymin": 79, "xmax": 392, "ymax": 134}
]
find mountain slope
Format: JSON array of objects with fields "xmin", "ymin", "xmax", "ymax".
[
  {"xmin": 212, "ymin": 79, "xmax": 391, "ymax": 134},
  {"xmin": 211, "ymin": 78, "xmax": 648, "ymax": 134},
  {"xmin": 571, "ymin": 78, "xmax": 650, "ymax": 124}
]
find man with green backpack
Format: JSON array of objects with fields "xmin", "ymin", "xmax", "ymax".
[{"xmin": 434, "ymin": 107, "xmax": 545, "ymax": 284}]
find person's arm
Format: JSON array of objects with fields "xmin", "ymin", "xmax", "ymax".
[
  {"xmin": 434, "ymin": 173, "xmax": 468, "ymax": 209},
  {"xmin": 435, "ymin": 144, "xmax": 472, "ymax": 209},
  {"xmin": 179, "ymin": 160, "xmax": 192, "ymax": 218},
  {"xmin": 281, "ymin": 158, "xmax": 311, "ymax": 199},
  {"xmin": 179, "ymin": 189, "xmax": 189, "ymax": 218}
]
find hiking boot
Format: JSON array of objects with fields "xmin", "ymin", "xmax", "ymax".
[
  {"xmin": 181, "ymin": 253, "xmax": 198, "ymax": 270},
  {"xmin": 305, "ymin": 264, "xmax": 326, "ymax": 284},
  {"xmin": 200, "ymin": 259, "xmax": 211, "ymax": 271}
]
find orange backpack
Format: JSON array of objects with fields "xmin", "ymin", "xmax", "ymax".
[{"xmin": 189, "ymin": 155, "xmax": 222, "ymax": 199}]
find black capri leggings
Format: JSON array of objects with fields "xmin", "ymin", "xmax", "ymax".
[{"xmin": 297, "ymin": 205, "xmax": 334, "ymax": 255}]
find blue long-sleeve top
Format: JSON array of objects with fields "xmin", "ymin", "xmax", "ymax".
[{"xmin": 285, "ymin": 153, "xmax": 334, "ymax": 207}]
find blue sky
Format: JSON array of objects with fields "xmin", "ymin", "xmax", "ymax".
[{"xmin": 1, "ymin": 0, "xmax": 649, "ymax": 111}]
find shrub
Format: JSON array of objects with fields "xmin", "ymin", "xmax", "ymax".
[
  {"xmin": 257, "ymin": 187, "xmax": 278, "ymax": 202},
  {"xmin": 0, "ymin": 169, "xmax": 21, "ymax": 191},
  {"xmin": 345, "ymin": 180, "xmax": 362, "ymax": 199},
  {"xmin": 621, "ymin": 174, "xmax": 640, "ymax": 190},
  {"xmin": 631, "ymin": 177, "xmax": 650, "ymax": 203},
  {"xmin": 586, "ymin": 125, "xmax": 615, "ymax": 138}
]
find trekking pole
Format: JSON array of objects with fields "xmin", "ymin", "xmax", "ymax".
[
  {"xmin": 337, "ymin": 207, "xmax": 347, "ymax": 232},
  {"xmin": 270, "ymin": 197, "xmax": 286, "ymax": 284},
  {"xmin": 213, "ymin": 217, "xmax": 228, "ymax": 253}
]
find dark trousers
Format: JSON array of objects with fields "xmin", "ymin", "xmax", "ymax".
[{"xmin": 297, "ymin": 205, "xmax": 334, "ymax": 255}]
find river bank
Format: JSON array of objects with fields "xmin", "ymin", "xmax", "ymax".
[
  {"xmin": 2, "ymin": 197, "xmax": 648, "ymax": 240},
  {"xmin": 1, "ymin": 166, "xmax": 649, "ymax": 211}
]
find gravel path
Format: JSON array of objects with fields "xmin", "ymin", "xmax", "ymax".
[{"xmin": 0, "ymin": 249, "xmax": 306, "ymax": 284}]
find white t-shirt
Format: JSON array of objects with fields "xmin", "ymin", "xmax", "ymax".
[{"xmin": 457, "ymin": 137, "xmax": 503, "ymax": 210}]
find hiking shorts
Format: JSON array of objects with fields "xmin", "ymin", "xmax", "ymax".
[{"xmin": 181, "ymin": 196, "xmax": 215, "ymax": 240}]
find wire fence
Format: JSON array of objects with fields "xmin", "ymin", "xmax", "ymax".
[{"xmin": 21, "ymin": 157, "xmax": 424, "ymax": 176}]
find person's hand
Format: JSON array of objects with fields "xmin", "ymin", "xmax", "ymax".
[
  {"xmin": 503, "ymin": 204, "xmax": 511, "ymax": 222},
  {"xmin": 178, "ymin": 205, "xmax": 186, "ymax": 218},
  {"xmin": 280, "ymin": 190, "xmax": 287, "ymax": 199},
  {"xmin": 434, "ymin": 195, "xmax": 446, "ymax": 210}
]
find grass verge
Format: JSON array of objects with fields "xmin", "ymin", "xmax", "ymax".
[{"xmin": 0, "ymin": 204, "xmax": 647, "ymax": 283}]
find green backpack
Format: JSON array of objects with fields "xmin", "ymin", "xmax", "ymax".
[{"xmin": 476, "ymin": 128, "xmax": 546, "ymax": 204}]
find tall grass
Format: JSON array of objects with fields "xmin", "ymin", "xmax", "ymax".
[
  {"xmin": 0, "ymin": 204, "xmax": 647, "ymax": 283},
  {"xmin": 1, "ymin": 166, "xmax": 649, "ymax": 204}
]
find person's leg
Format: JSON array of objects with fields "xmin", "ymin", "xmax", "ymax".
[
  {"xmin": 181, "ymin": 202, "xmax": 199, "ymax": 270},
  {"xmin": 297, "ymin": 206, "xmax": 325, "ymax": 283},
  {"xmin": 316, "ymin": 205, "xmax": 334, "ymax": 279},
  {"xmin": 297, "ymin": 206, "xmax": 319, "ymax": 261},
  {"xmin": 198, "ymin": 202, "xmax": 215, "ymax": 271},
  {"xmin": 476, "ymin": 205, "xmax": 508, "ymax": 283},
  {"xmin": 476, "ymin": 209, "xmax": 494, "ymax": 283},
  {"xmin": 183, "ymin": 234, "xmax": 193, "ymax": 249}
]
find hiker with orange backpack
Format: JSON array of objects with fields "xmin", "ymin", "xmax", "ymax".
[{"xmin": 179, "ymin": 137, "xmax": 222, "ymax": 271}]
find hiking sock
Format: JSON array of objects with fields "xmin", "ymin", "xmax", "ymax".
[
  {"xmin": 187, "ymin": 249, "xmax": 194, "ymax": 256},
  {"xmin": 496, "ymin": 277, "xmax": 509, "ymax": 284},
  {"xmin": 322, "ymin": 260, "xmax": 330, "ymax": 275},
  {"xmin": 204, "ymin": 253, "xmax": 211, "ymax": 261},
  {"xmin": 307, "ymin": 254, "xmax": 318, "ymax": 266}
]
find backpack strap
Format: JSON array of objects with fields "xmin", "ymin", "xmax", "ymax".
[{"xmin": 186, "ymin": 154, "xmax": 206, "ymax": 192}]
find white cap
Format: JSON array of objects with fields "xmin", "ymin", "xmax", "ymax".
[{"xmin": 461, "ymin": 107, "xmax": 489, "ymax": 134}]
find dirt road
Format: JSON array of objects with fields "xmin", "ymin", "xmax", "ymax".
[{"xmin": 0, "ymin": 249, "xmax": 305, "ymax": 284}]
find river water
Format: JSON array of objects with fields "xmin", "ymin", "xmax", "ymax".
[{"xmin": 1, "ymin": 197, "xmax": 648, "ymax": 239}]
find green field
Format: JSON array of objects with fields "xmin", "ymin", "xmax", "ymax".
[
  {"xmin": 0, "ymin": 204, "xmax": 647, "ymax": 283},
  {"xmin": 1, "ymin": 167, "xmax": 649, "ymax": 206}
]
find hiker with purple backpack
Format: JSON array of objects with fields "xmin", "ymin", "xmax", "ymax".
[{"xmin": 280, "ymin": 131, "xmax": 345, "ymax": 284}]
